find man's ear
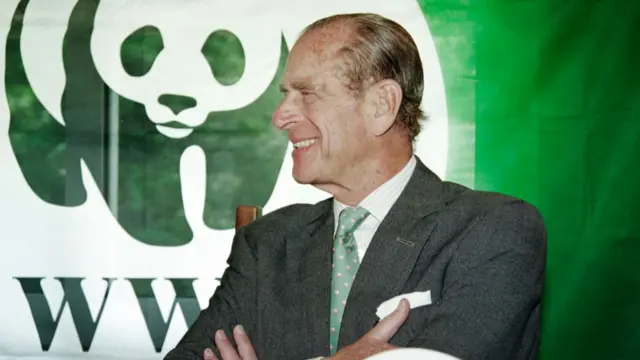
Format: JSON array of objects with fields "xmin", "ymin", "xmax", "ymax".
[{"xmin": 365, "ymin": 79, "xmax": 403, "ymax": 137}]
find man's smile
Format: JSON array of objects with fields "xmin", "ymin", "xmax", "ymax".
[{"xmin": 292, "ymin": 138, "xmax": 318, "ymax": 149}]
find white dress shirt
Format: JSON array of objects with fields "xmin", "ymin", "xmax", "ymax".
[{"xmin": 332, "ymin": 156, "xmax": 417, "ymax": 261}]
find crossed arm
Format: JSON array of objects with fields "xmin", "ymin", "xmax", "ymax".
[
  {"xmin": 162, "ymin": 224, "xmax": 409, "ymax": 360},
  {"xmin": 202, "ymin": 301, "xmax": 411, "ymax": 360}
]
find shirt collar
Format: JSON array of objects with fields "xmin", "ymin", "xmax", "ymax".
[{"xmin": 333, "ymin": 155, "xmax": 417, "ymax": 226}]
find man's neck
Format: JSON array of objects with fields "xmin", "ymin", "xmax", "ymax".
[{"xmin": 319, "ymin": 151, "xmax": 414, "ymax": 206}]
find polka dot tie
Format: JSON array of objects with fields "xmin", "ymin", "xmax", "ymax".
[{"xmin": 329, "ymin": 206, "xmax": 370, "ymax": 355}]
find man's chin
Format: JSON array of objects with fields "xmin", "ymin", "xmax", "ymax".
[
  {"xmin": 292, "ymin": 171, "xmax": 335, "ymax": 196},
  {"xmin": 291, "ymin": 165, "xmax": 324, "ymax": 185},
  {"xmin": 292, "ymin": 160, "xmax": 333, "ymax": 186},
  {"xmin": 291, "ymin": 171, "xmax": 313, "ymax": 185}
]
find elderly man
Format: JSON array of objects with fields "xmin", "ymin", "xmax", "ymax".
[{"xmin": 164, "ymin": 12, "xmax": 546, "ymax": 360}]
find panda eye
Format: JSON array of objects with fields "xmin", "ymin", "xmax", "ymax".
[
  {"xmin": 201, "ymin": 29, "xmax": 245, "ymax": 86},
  {"xmin": 120, "ymin": 25, "xmax": 164, "ymax": 77}
]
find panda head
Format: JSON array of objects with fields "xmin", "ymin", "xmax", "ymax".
[{"xmin": 85, "ymin": 0, "xmax": 287, "ymax": 139}]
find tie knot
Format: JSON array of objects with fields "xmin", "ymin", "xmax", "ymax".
[{"xmin": 337, "ymin": 206, "xmax": 370, "ymax": 238}]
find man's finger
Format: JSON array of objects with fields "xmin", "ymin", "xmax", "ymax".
[
  {"xmin": 214, "ymin": 329, "xmax": 241, "ymax": 360},
  {"xmin": 203, "ymin": 348, "xmax": 218, "ymax": 360},
  {"xmin": 233, "ymin": 325, "xmax": 258, "ymax": 360},
  {"xmin": 366, "ymin": 298, "xmax": 410, "ymax": 342}
]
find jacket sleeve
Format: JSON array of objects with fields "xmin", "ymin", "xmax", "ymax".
[
  {"xmin": 405, "ymin": 200, "xmax": 547, "ymax": 360},
  {"xmin": 163, "ymin": 226, "xmax": 257, "ymax": 359}
]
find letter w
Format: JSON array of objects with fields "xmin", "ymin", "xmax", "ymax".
[
  {"xmin": 128, "ymin": 278, "xmax": 200, "ymax": 353},
  {"xmin": 15, "ymin": 277, "xmax": 114, "ymax": 351}
]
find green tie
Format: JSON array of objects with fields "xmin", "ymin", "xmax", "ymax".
[{"xmin": 329, "ymin": 206, "xmax": 370, "ymax": 354}]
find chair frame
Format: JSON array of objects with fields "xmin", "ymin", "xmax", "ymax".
[{"xmin": 235, "ymin": 205, "xmax": 261, "ymax": 230}]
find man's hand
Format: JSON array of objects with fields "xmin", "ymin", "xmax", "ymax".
[
  {"xmin": 329, "ymin": 298, "xmax": 410, "ymax": 360},
  {"xmin": 202, "ymin": 325, "xmax": 258, "ymax": 360}
]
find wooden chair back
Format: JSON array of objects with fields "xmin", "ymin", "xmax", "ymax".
[{"xmin": 235, "ymin": 205, "xmax": 261, "ymax": 230}]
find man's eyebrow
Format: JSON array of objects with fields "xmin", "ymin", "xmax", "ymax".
[
  {"xmin": 284, "ymin": 79, "xmax": 328, "ymax": 94},
  {"xmin": 279, "ymin": 81, "xmax": 314, "ymax": 92}
]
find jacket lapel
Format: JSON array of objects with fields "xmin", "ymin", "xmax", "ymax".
[
  {"xmin": 338, "ymin": 159, "xmax": 447, "ymax": 348},
  {"xmin": 284, "ymin": 199, "xmax": 334, "ymax": 359}
]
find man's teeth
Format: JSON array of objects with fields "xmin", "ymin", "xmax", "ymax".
[{"xmin": 293, "ymin": 139, "xmax": 317, "ymax": 148}]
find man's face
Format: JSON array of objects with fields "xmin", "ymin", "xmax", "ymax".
[{"xmin": 273, "ymin": 27, "xmax": 371, "ymax": 186}]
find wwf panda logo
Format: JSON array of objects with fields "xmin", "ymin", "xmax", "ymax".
[{"xmin": 6, "ymin": 0, "xmax": 289, "ymax": 247}]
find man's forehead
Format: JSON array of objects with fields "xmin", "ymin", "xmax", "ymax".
[
  {"xmin": 283, "ymin": 26, "xmax": 351, "ymax": 86},
  {"xmin": 281, "ymin": 67, "xmax": 332, "ymax": 91},
  {"xmin": 302, "ymin": 23, "xmax": 352, "ymax": 55}
]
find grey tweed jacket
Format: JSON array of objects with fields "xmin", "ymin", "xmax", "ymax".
[{"xmin": 164, "ymin": 157, "xmax": 547, "ymax": 360}]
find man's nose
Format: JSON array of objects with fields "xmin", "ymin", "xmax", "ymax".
[{"xmin": 272, "ymin": 98, "xmax": 301, "ymax": 130}]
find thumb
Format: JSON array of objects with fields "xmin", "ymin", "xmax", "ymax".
[{"xmin": 367, "ymin": 298, "xmax": 410, "ymax": 342}]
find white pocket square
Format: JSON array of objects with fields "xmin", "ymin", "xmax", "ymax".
[{"xmin": 376, "ymin": 290, "xmax": 432, "ymax": 319}]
